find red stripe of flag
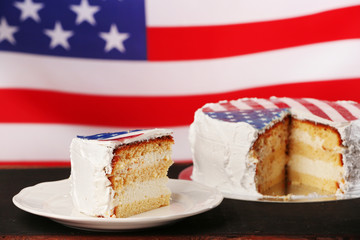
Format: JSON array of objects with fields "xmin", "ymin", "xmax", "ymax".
[
  {"xmin": 325, "ymin": 101, "xmax": 358, "ymax": 121},
  {"xmin": 147, "ymin": 6, "xmax": 360, "ymax": 61},
  {"xmin": 2, "ymin": 78, "xmax": 360, "ymax": 127},
  {"xmin": 294, "ymin": 99, "xmax": 332, "ymax": 121}
]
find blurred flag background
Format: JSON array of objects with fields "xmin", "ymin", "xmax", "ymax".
[{"xmin": 0, "ymin": 0, "xmax": 360, "ymax": 166}]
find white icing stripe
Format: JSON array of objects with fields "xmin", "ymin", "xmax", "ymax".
[
  {"xmin": 337, "ymin": 101, "xmax": 360, "ymax": 118},
  {"xmin": 253, "ymin": 98, "xmax": 279, "ymax": 109},
  {"xmin": 278, "ymin": 98, "xmax": 312, "ymax": 114},
  {"xmin": 208, "ymin": 103, "xmax": 228, "ymax": 111},
  {"xmin": 146, "ymin": 0, "xmax": 360, "ymax": 26},
  {"xmin": 229, "ymin": 100, "xmax": 253, "ymax": 110},
  {"xmin": 304, "ymin": 98, "xmax": 347, "ymax": 122}
]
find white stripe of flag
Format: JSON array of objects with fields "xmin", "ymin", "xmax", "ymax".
[
  {"xmin": 146, "ymin": 0, "xmax": 360, "ymax": 26},
  {"xmin": 1, "ymin": 40, "xmax": 360, "ymax": 96}
]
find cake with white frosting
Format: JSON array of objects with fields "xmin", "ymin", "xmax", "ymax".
[
  {"xmin": 70, "ymin": 129, "xmax": 174, "ymax": 218},
  {"xmin": 189, "ymin": 97, "xmax": 360, "ymax": 198}
]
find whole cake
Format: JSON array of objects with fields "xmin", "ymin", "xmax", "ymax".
[
  {"xmin": 70, "ymin": 129, "xmax": 174, "ymax": 218},
  {"xmin": 189, "ymin": 97, "xmax": 360, "ymax": 198}
]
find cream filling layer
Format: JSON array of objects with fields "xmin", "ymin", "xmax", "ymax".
[
  {"xmin": 288, "ymin": 154, "xmax": 343, "ymax": 181},
  {"xmin": 290, "ymin": 129, "xmax": 343, "ymax": 154},
  {"xmin": 115, "ymin": 178, "xmax": 170, "ymax": 205}
]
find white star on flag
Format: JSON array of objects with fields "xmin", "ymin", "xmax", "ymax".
[
  {"xmin": 0, "ymin": 17, "xmax": 19, "ymax": 45},
  {"xmin": 14, "ymin": 0, "xmax": 44, "ymax": 22},
  {"xmin": 44, "ymin": 21, "xmax": 74, "ymax": 50},
  {"xmin": 70, "ymin": 0, "xmax": 100, "ymax": 26},
  {"xmin": 99, "ymin": 24, "xmax": 130, "ymax": 53}
]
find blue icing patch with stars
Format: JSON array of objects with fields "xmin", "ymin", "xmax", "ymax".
[
  {"xmin": 205, "ymin": 108, "xmax": 289, "ymax": 130},
  {"xmin": 77, "ymin": 129, "xmax": 143, "ymax": 140}
]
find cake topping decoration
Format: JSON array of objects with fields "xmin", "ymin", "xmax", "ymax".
[
  {"xmin": 77, "ymin": 130, "xmax": 143, "ymax": 141},
  {"xmin": 202, "ymin": 98, "xmax": 360, "ymax": 123},
  {"xmin": 205, "ymin": 108, "xmax": 288, "ymax": 130}
]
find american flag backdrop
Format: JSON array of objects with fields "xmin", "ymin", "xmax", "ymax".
[{"xmin": 0, "ymin": 0, "xmax": 360, "ymax": 166}]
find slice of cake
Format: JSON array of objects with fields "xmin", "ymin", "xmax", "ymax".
[
  {"xmin": 190, "ymin": 97, "xmax": 360, "ymax": 198},
  {"xmin": 287, "ymin": 119, "xmax": 344, "ymax": 194},
  {"xmin": 70, "ymin": 129, "xmax": 174, "ymax": 218}
]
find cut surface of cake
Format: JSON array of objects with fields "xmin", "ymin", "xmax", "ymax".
[
  {"xmin": 189, "ymin": 97, "xmax": 360, "ymax": 198},
  {"xmin": 70, "ymin": 129, "xmax": 174, "ymax": 218}
]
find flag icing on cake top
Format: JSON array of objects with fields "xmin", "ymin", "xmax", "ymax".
[
  {"xmin": 205, "ymin": 109, "xmax": 289, "ymax": 130},
  {"xmin": 202, "ymin": 98, "xmax": 360, "ymax": 124},
  {"xmin": 77, "ymin": 130, "xmax": 143, "ymax": 141},
  {"xmin": 76, "ymin": 129, "xmax": 172, "ymax": 144}
]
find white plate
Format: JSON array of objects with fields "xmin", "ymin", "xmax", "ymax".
[{"xmin": 13, "ymin": 179, "xmax": 223, "ymax": 231}]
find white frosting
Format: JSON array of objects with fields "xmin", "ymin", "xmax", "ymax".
[
  {"xmin": 190, "ymin": 97, "xmax": 360, "ymax": 198},
  {"xmin": 70, "ymin": 128, "xmax": 172, "ymax": 217},
  {"xmin": 341, "ymin": 120, "xmax": 360, "ymax": 196},
  {"xmin": 189, "ymin": 107, "xmax": 288, "ymax": 197}
]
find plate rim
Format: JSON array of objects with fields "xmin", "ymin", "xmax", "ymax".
[{"xmin": 12, "ymin": 178, "xmax": 224, "ymax": 228}]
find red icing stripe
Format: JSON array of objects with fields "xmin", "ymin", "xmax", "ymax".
[
  {"xmin": 242, "ymin": 99, "xmax": 265, "ymax": 109},
  {"xmin": 325, "ymin": 101, "xmax": 358, "ymax": 121},
  {"xmin": 219, "ymin": 101, "xmax": 239, "ymax": 111},
  {"xmin": 269, "ymin": 98, "xmax": 290, "ymax": 109},
  {"xmin": 202, "ymin": 106, "xmax": 214, "ymax": 112},
  {"xmin": 294, "ymin": 98, "xmax": 332, "ymax": 121}
]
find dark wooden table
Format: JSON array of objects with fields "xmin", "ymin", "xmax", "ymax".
[{"xmin": 2, "ymin": 163, "xmax": 360, "ymax": 239}]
